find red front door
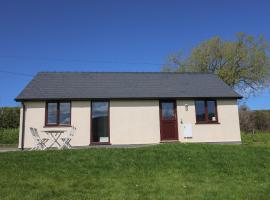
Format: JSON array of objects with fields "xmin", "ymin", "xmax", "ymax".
[{"xmin": 159, "ymin": 100, "xmax": 178, "ymax": 141}]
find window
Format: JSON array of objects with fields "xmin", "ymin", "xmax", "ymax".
[
  {"xmin": 46, "ymin": 102, "xmax": 71, "ymax": 126},
  {"xmin": 47, "ymin": 102, "xmax": 57, "ymax": 125},
  {"xmin": 161, "ymin": 102, "xmax": 175, "ymax": 120},
  {"xmin": 91, "ymin": 101, "xmax": 109, "ymax": 143},
  {"xmin": 60, "ymin": 103, "xmax": 71, "ymax": 125},
  {"xmin": 195, "ymin": 100, "xmax": 218, "ymax": 123}
]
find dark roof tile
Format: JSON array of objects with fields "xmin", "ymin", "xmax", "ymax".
[{"xmin": 15, "ymin": 72, "xmax": 242, "ymax": 101}]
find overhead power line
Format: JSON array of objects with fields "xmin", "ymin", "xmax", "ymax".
[
  {"xmin": 0, "ymin": 56, "xmax": 165, "ymax": 77},
  {"xmin": 0, "ymin": 70, "xmax": 34, "ymax": 77},
  {"xmin": 0, "ymin": 56, "xmax": 164, "ymax": 66}
]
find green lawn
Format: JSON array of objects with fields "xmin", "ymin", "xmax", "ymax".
[{"xmin": 0, "ymin": 133, "xmax": 270, "ymax": 199}]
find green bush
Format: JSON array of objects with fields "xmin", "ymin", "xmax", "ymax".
[
  {"xmin": 0, "ymin": 128, "xmax": 19, "ymax": 145},
  {"xmin": 239, "ymin": 106, "xmax": 270, "ymax": 133},
  {"xmin": 0, "ymin": 107, "xmax": 20, "ymax": 128}
]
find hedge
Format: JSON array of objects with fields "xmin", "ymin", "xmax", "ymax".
[
  {"xmin": 0, "ymin": 107, "xmax": 20, "ymax": 128},
  {"xmin": 0, "ymin": 128, "xmax": 19, "ymax": 145},
  {"xmin": 239, "ymin": 106, "xmax": 270, "ymax": 133}
]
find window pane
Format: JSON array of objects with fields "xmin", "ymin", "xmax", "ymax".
[
  {"xmin": 195, "ymin": 100, "xmax": 206, "ymax": 122},
  {"xmin": 47, "ymin": 103, "xmax": 57, "ymax": 124},
  {"xmin": 60, "ymin": 102, "xmax": 71, "ymax": 125},
  {"xmin": 207, "ymin": 101, "xmax": 216, "ymax": 121},
  {"xmin": 161, "ymin": 102, "xmax": 174, "ymax": 120},
  {"xmin": 92, "ymin": 102, "xmax": 109, "ymax": 142}
]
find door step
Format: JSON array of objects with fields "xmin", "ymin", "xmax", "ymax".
[{"xmin": 160, "ymin": 140, "xmax": 180, "ymax": 143}]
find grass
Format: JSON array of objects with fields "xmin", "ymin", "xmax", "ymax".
[
  {"xmin": 0, "ymin": 133, "xmax": 270, "ymax": 199},
  {"xmin": 0, "ymin": 128, "xmax": 19, "ymax": 146},
  {"xmin": 242, "ymin": 132, "xmax": 270, "ymax": 147}
]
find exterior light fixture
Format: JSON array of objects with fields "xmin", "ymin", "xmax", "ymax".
[{"xmin": 185, "ymin": 104, "xmax": 189, "ymax": 111}]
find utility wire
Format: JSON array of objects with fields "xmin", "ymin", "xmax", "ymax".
[
  {"xmin": 0, "ymin": 70, "xmax": 34, "ymax": 77},
  {"xmin": 0, "ymin": 56, "xmax": 164, "ymax": 66},
  {"xmin": 0, "ymin": 56, "xmax": 165, "ymax": 77}
]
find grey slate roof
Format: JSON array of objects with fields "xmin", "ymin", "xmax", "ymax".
[{"xmin": 15, "ymin": 72, "xmax": 242, "ymax": 101}]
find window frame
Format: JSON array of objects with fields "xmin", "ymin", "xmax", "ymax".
[
  {"xmin": 195, "ymin": 99, "xmax": 219, "ymax": 124},
  {"xmin": 45, "ymin": 101, "xmax": 71, "ymax": 127}
]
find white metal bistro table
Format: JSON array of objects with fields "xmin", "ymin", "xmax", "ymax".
[{"xmin": 42, "ymin": 130, "xmax": 66, "ymax": 149}]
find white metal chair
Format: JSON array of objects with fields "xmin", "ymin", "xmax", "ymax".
[
  {"xmin": 60, "ymin": 126, "xmax": 76, "ymax": 149},
  {"xmin": 29, "ymin": 127, "xmax": 49, "ymax": 150}
]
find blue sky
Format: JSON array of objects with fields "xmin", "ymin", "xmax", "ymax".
[{"xmin": 0, "ymin": 0, "xmax": 269, "ymax": 109}]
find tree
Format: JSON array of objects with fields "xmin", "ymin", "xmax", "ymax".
[{"xmin": 163, "ymin": 33, "xmax": 270, "ymax": 96}]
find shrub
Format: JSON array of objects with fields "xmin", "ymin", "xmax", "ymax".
[
  {"xmin": 239, "ymin": 106, "xmax": 270, "ymax": 133},
  {"xmin": 0, "ymin": 107, "xmax": 20, "ymax": 128},
  {"xmin": 0, "ymin": 128, "xmax": 19, "ymax": 145}
]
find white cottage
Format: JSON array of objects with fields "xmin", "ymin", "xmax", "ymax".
[{"xmin": 15, "ymin": 72, "xmax": 242, "ymax": 149}]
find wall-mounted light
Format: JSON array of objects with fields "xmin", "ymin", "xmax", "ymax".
[{"xmin": 185, "ymin": 104, "xmax": 189, "ymax": 111}]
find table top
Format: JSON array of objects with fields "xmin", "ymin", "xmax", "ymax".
[{"xmin": 42, "ymin": 130, "xmax": 66, "ymax": 134}]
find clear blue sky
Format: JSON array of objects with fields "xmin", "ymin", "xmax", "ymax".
[{"xmin": 0, "ymin": 0, "xmax": 269, "ymax": 109}]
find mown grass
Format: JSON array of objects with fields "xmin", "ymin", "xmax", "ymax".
[
  {"xmin": 0, "ymin": 128, "xmax": 18, "ymax": 146},
  {"xmin": 0, "ymin": 135, "xmax": 270, "ymax": 200}
]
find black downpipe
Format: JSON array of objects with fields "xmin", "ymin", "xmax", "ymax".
[{"xmin": 21, "ymin": 102, "xmax": 26, "ymax": 150}]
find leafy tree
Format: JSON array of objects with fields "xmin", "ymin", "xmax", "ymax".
[{"xmin": 163, "ymin": 33, "xmax": 270, "ymax": 96}]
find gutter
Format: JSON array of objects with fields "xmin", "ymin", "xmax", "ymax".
[
  {"xmin": 21, "ymin": 102, "xmax": 26, "ymax": 150},
  {"xmin": 15, "ymin": 96, "xmax": 243, "ymax": 102}
]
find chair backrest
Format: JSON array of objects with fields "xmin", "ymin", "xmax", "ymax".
[
  {"xmin": 69, "ymin": 126, "xmax": 76, "ymax": 137},
  {"xmin": 30, "ymin": 127, "xmax": 40, "ymax": 142},
  {"xmin": 33, "ymin": 128, "xmax": 41, "ymax": 139}
]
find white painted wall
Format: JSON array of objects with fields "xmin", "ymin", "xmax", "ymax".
[
  {"xmin": 18, "ymin": 101, "xmax": 90, "ymax": 148},
  {"xmin": 110, "ymin": 100, "xmax": 160, "ymax": 144},
  {"xmin": 18, "ymin": 99, "xmax": 241, "ymax": 148},
  {"xmin": 177, "ymin": 99, "xmax": 241, "ymax": 143}
]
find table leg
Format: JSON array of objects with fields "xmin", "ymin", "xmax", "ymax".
[
  {"xmin": 54, "ymin": 133, "xmax": 62, "ymax": 149},
  {"xmin": 45, "ymin": 132, "xmax": 64, "ymax": 149},
  {"xmin": 48, "ymin": 133, "xmax": 61, "ymax": 148},
  {"xmin": 48, "ymin": 133, "xmax": 55, "ymax": 148}
]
